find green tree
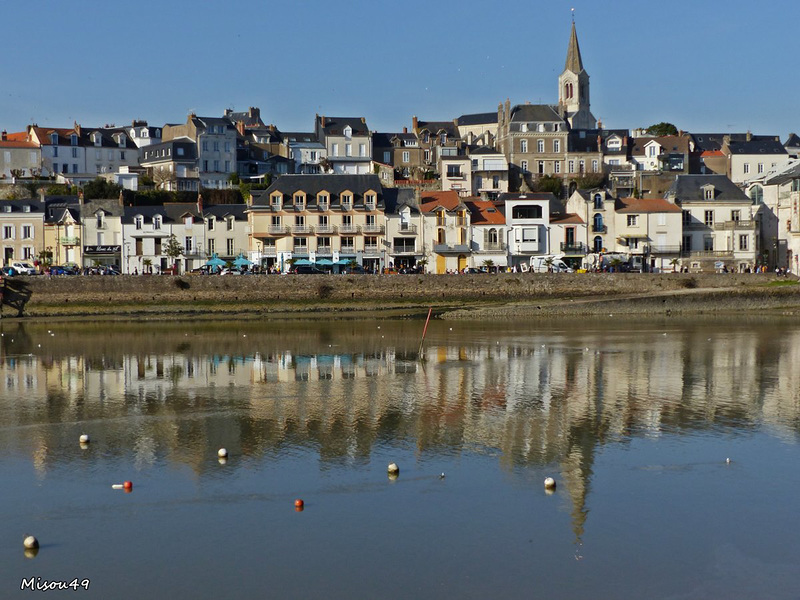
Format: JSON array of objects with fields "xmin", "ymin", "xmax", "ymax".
[
  {"xmin": 646, "ymin": 122, "xmax": 678, "ymax": 136},
  {"xmin": 575, "ymin": 174, "xmax": 606, "ymax": 189},
  {"xmin": 534, "ymin": 174, "xmax": 564, "ymax": 198},
  {"xmin": 164, "ymin": 234, "xmax": 184, "ymax": 272},
  {"xmin": 82, "ymin": 177, "xmax": 122, "ymax": 200}
]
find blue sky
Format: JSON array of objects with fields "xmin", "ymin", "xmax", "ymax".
[{"xmin": 2, "ymin": 0, "xmax": 798, "ymax": 138}]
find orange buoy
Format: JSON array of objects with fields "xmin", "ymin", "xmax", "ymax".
[
  {"xmin": 123, "ymin": 481, "xmax": 133, "ymax": 491},
  {"xmin": 294, "ymin": 499, "xmax": 304, "ymax": 508}
]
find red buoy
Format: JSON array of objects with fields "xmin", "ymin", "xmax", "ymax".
[
  {"xmin": 294, "ymin": 499, "xmax": 304, "ymax": 508},
  {"xmin": 123, "ymin": 481, "xmax": 133, "ymax": 491}
]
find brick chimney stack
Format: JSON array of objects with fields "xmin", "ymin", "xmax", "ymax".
[{"xmin": 403, "ymin": 127, "xmax": 408, "ymax": 134}]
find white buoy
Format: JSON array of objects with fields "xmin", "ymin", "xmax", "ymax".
[
  {"xmin": 439, "ymin": 472, "xmax": 446, "ymax": 479},
  {"xmin": 218, "ymin": 448, "xmax": 228, "ymax": 459},
  {"xmin": 23, "ymin": 536, "xmax": 39, "ymax": 550},
  {"xmin": 726, "ymin": 457, "xmax": 731, "ymax": 464},
  {"xmin": 387, "ymin": 463, "xmax": 399, "ymax": 475},
  {"xmin": 79, "ymin": 434, "xmax": 90, "ymax": 444},
  {"xmin": 544, "ymin": 477, "xmax": 556, "ymax": 490},
  {"xmin": 111, "ymin": 484, "xmax": 124, "ymax": 489}
]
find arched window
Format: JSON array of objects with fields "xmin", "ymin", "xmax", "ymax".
[
  {"xmin": 593, "ymin": 213, "xmax": 604, "ymax": 232},
  {"xmin": 749, "ymin": 185, "xmax": 763, "ymax": 204},
  {"xmin": 437, "ymin": 228, "xmax": 446, "ymax": 244},
  {"xmin": 593, "ymin": 193, "xmax": 603, "ymax": 209},
  {"xmin": 593, "ymin": 236, "xmax": 603, "ymax": 252},
  {"xmin": 488, "ymin": 228, "xmax": 498, "ymax": 245}
]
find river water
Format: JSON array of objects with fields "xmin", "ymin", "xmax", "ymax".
[{"xmin": 1, "ymin": 317, "xmax": 799, "ymax": 599}]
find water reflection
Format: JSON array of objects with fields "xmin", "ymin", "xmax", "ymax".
[{"xmin": 1, "ymin": 318, "xmax": 799, "ymax": 546}]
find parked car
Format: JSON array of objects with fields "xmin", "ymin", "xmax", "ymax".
[
  {"xmin": 291, "ymin": 266, "xmax": 325, "ymax": 274},
  {"xmin": 1, "ymin": 266, "xmax": 17, "ymax": 277},
  {"xmin": 10, "ymin": 261, "xmax": 36, "ymax": 275},
  {"xmin": 342, "ymin": 265, "xmax": 368, "ymax": 274},
  {"xmin": 50, "ymin": 264, "xmax": 79, "ymax": 276}
]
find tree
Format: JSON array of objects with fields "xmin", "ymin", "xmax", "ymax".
[
  {"xmin": 82, "ymin": 177, "xmax": 122, "ymax": 200},
  {"xmin": 534, "ymin": 175, "xmax": 564, "ymax": 198},
  {"xmin": 574, "ymin": 174, "xmax": 606, "ymax": 189},
  {"xmin": 152, "ymin": 167, "xmax": 175, "ymax": 190},
  {"xmin": 646, "ymin": 122, "xmax": 678, "ymax": 137},
  {"xmin": 164, "ymin": 234, "xmax": 184, "ymax": 273}
]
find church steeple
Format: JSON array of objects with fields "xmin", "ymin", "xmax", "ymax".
[
  {"xmin": 558, "ymin": 20, "xmax": 596, "ymax": 129},
  {"xmin": 564, "ymin": 22, "xmax": 584, "ymax": 74}
]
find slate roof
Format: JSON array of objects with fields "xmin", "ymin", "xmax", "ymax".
[
  {"xmin": 569, "ymin": 130, "xmax": 603, "ymax": 153},
  {"xmin": 84, "ymin": 127, "xmax": 138, "ymax": 150},
  {"xmin": 203, "ymin": 204, "xmax": 248, "ymax": 221},
  {"xmin": 121, "ymin": 202, "xmax": 200, "ymax": 225},
  {"xmin": 726, "ymin": 137, "xmax": 786, "ymax": 156},
  {"xmin": 457, "ymin": 112, "xmax": 498, "ymax": 126},
  {"xmin": 316, "ymin": 116, "xmax": 370, "ymax": 137},
  {"xmin": 43, "ymin": 196, "xmax": 81, "ymax": 223},
  {"xmin": 630, "ymin": 135, "xmax": 691, "ymax": 156},
  {"xmin": 550, "ymin": 213, "xmax": 584, "ymax": 225},
  {"xmin": 83, "ymin": 198, "xmax": 123, "ymax": 218},
  {"xmin": 470, "ymin": 146, "xmax": 502, "ymax": 155},
  {"xmin": 0, "ymin": 199, "xmax": 45, "ymax": 214},
  {"xmin": 382, "ymin": 188, "xmax": 418, "ymax": 215},
  {"xmin": 194, "ymin": 116, "xmax": 235, "ymax": 132},
  {"xmin": 690, "ymin": 133, "xmax": 778, "ymax": 153},
  {"xmin": 785, "ymin": 133, "xmax": 800, "ymax": 148},
  {"xmin": 509, "ymin": 104, "xmax": 563, "ymax": 123},
  {"xmin": 497, "ymin": 192, "xmax": 555, "ymax": 202},
  {"xmin": 252, "ymin": 174, "xmax": 382, "ymax": 206},
  {"xmin": 416, "ymin": 120, "xmax": 459, "ymax": 137},
  {"xmin": 140, "ymin": 139, "xmax": 198, "ymax": 162},
  {"xmin": 667, "ymin": 175, "xmax": 751, "ymax": 202},
  {"xmin": 282, "ymin": 132, "xmax": 318, "ymax": 143},
  {"xmin": 764, "ymin": 160, "xmax": 800, "ymax": 186}
]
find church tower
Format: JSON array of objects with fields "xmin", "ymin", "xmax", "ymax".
[{"xmin": 558, "ymin": 22, "xmax": 596, "ymax": 129}]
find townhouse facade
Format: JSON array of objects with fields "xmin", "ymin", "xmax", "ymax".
[
  {"xmin": 0, "ymin": 131, "xmax": 41, "ymax": 179},
  {"xmin": 162, "ymin": 114, "xmax": 237, "ymax": 189},
  {"xmin": 314, "ymin": 116, "xmax": 372, "ymax": 175},
  {"xmin": 203, "ymin": 204, "xmax": 250, "ymax": 261},
  {"xmin": 418, "ymin": 191, "xmax": 471, "ymax": 274},
  {"xmin": 249, "ymin": 174, "xmax": 385, "ymax": 272},
  {"xmin": 0, "ymin": 199, "xmax": 45, "ymax": 264}
]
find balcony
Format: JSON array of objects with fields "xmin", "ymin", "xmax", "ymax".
[
  {"xmin": 316, "ymin": 225, "xmax": 337, "ymax": 234},
  {"xmin": 317, "ymin": 204, "xmax": 329, "ymax": 212},
  {"xmin": 398, "ymin": 224, "xmax": 418, "ymax": 234},
  {"xmin": 60, "ymin": 236, "xmax": 80, "ymax": 245},
  {"xmin": 339, "ymin": 225, "xmax": 360, "ymax": 234},
  {"xmin": 290, "ymin": 225, "xmax": 314, "ymax": 235},
  {"xmin": 267, "ymin": 226, "xmax": 289, "ymax": 235},
  {"xmin": 362, "ymin": 224, "xmax": 385, "ymax": 234},
  {"xmin": 316, "ymin": 246, "xmax": 333, "ymax": 255},
  {"xmin": 649, "ymin": 245, "xmax": 681, "ymax": 254},
  {"xmin": 339, "ymin": 204, "xmax": 352, "ymax": 212},
  {"xmin": 391, "ymin": 244, "xmax": 418, "ymax": 255},
  {"xmin": 434, "ymin": 244, "xmax": 471, "ymax": 254},
  {"xmin": 560, "ymin": 242, "xmax": 587, "ymax": 254},
  {"xmin": 340, "ymin": 246, "xmax": 356, "ymax": 255},
  {"xmin": 713, "ymin": 219, "xmax": 757, "ymax": 230},
  {"xmin": 475, "ymin": 241, "xmax": 506, "ymax": 253},
  {"xmin": 260, "ymin": 247, "xmax": 277, "ymax": 256},
  {"xmin": 681, "ymin": 250, "xmax": 734, "ymax": 258},
  {"xmin": 591, "ymin": 225, "xmax": 607, "ymax": 234},
  {"xmin": 363, "ymin": 245, "xmax": 380, "ymax": 255}
]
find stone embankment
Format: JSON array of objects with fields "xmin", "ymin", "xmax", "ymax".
[{"xmin": 1, "ymin": 272, "xmax": 798, "ymax": 320}]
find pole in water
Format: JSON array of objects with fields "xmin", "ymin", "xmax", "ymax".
[{"xmin": 418, "ymin": 307, "xmax": 433, "ymax": 359}]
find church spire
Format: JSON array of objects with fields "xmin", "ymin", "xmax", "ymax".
[{"xmin": 564, "ymin": 22, "xmax": 584, "ymax": 74}]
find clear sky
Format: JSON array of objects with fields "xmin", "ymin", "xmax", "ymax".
[{"xmin": 2, "ymin": 0, "xmax": 798, "ymax": 138}]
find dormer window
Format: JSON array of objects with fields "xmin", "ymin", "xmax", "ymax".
[
  {"xmin": 226, "ymin": 217, "xmax": 234, "ymax": 231},
  {"xmin": 96, "ymin": 212, "xmax": 104, "ymax": 227},
  {"xmin": 317, "ymin": 193, "xmax": 329, "ymax": 210},
  {"xmin": 341, "ymin": 193, "xmax": 352, "ymax": 210},
  {"xmin": 703, "ymin": 186, "xmax": 715, "ymax": 200},
  {"xmin": 184, "ymin": 216, "xmax": 193, "ymax": 227},
  {"xmin": 2, "ymin": 205, "xmax": 11, "ymax": 213},
  {"xmin": 208, "ymin": 217, "xmax": 215, "ymax": 231},
  {"xmin": 94, "ymin": 133, "xmax": 102, "ymax": 146},
  {"xmin": 118, "ymin": 134, "xmax": 126, "ymax": 148},
  {"xmin": 71, "ymin": 134, "xmax": 78, "ymax": 146},
  {"xmin": 440, "ymin": 133, "xmax": 447, "ymax": 145},
  {"xmin": 50, "ymin": 133, "xmax": 58, "ymax": 145},
  {"xmin": 365, "ymin": 193, "xmax": 376, "ymax": 211},
  {"xmin": 343, "ymin": 126, "xmax": 352, "ymax": 139},
  {"xmin": 141, "ymin": 129, "xmax": 148, "ymax": 137},
  {"xmin": 593, "ymin": 193, "xmax": 603, "ymax": 209},
  {"xmin": 271, "ymin": 193, "xmax": 282, "ymax": 208},
  {"xmin": 134, "ymin": 216, "xmax": 143, "ymax": 230},
  {"xmin": 153, "ymin": 216, "xmax": 161, "ymax": 230},
  {"xmin": 22, "ymin": 205, "xmax": 30, "ymax": 213},
  {"xmin": 293, "ymin": 193, "xmax": 306, "ymax": 210}
]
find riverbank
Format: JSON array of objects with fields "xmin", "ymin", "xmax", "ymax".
[{"xmin": 1, "ymin": 272, "xmax": 798, "ymax": 320}]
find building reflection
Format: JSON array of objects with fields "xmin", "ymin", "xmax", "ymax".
[{"xmin": 1, "ymin": 319, "xmax": 798, "ymax": 543}]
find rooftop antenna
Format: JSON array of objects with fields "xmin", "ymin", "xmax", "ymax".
[{"xmin": 571, "ymin": 7, "xmax": 575, "ymax": 22}]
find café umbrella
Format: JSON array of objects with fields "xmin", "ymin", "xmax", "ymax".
[{"xmin": 233, "ymin": 254, "xmax": 253, "ymax": 269}]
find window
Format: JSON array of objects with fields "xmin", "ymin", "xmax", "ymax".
[
  {"xmin": 749, "ymin": 185, "xmax": 763, "ymax": 203},
  {"xmin": 554, "ymin": 161, "xmax": 561, "ymax": 174},
  {"xmin": 226, "ymin": 238, "xmax": 234, "ymax": 255},
  {"xmin": 520, "ymin": 140, "xmax": 528, "ymax": 153},
  {"xmin": 553, "ymin": 140, "xmax": 560, "ymax": 153},
  {"xmin": 579, "ymin": 160, "xmax": 585, "ymax": 173},
  {"xmin": 383, "ymin": 151, "xmax": 390, "ymax": 163},
  {"xmin": 224, "ymin": 161, "xmax": 230, "ymax": 172},
  {"xmin": 521, "ymin": 159, "xmax": 529, "ymax": 174},
  {"xmin": 73, "ymin": 147, "xmax": 79, "ymax": 158},
  {"xmin": 627, "ymin": 215, "xmax": 638, "ymax": 227},
  {"xmin": 2, "ymin": 225, "xmax": 12, "ymax": 239},
  {"xmin": 225, "ymin": 142, "xmax": 231, "ymax": 152},
  {"xmin": 704, "ymin": 237, "xmax": 714, "ymax": 251},
  {"xmin": 648, "ymin": 145, "xmax": 657, "ymax": 157},
  {"xmin": 318, "ymin": 215, "xmax": 328, "ymax": 228},
  {"xmin": 743, "ymin": 163, "xmax": 750, "ymax": 174},
  {"xmin": 440, "ymin": 133, "xmax": 447, "ymax": 145},
  {"xmin": 184, "ymin": 237, "xmax": 193, "ymax": 253},
  {"xmin": 294, "ymin": 194, "xmax": 305, "ymax": 210},
  {"xmin": 683, "ymin": 235, "xmax": 691, "ymax": 252},
  {"xmin": 594, "ymin": 194, "xmax": 603, "ymax": 209},
  {"xmin": 538, "ymin": 161, "xmax": 544, "ymax": 174},
  {"xmin": 318, "ymin": 194, "xmax": 329, "ymax": 210},
  {"xmin": 592, "ymin": 160, "xmax": 598, "ymax": 172},
  {"xmin": 332, "ymin": 143, "xmax": 339, "ymax": 157},
  {"xmin": 359, "ymin": 144, "xmax": 366, "ymax": 157},
  {"xmin": 213, "ymin": 160, "xmax": 220, "ymax": 172},
  {"xmin": 757, "ymin": 163, "xmax": 764, "ymax": 174},
  {"xmin": 593, "ymin": 236, "xmax": 603, "ymax": 252},
  {"xmin": 345, "ymin": 144, "xmax": 352, "ymax": 157},
  {"xmin": 537, "ymin": 140, "xmax": 544, "ymax": 153},
  {"xmin": 293, "ymin": 237, "xmax": 307, "ymax": 252},
  {"xmin": 365, "ymin": 194, "xmax": 376, "ymax": 210},
  {"xmin": 71, "ymin": 134, "xmax": 78, "ymax": 146},
  {"xmin": 120, "ymin": 151, "xmax": 126, "ymax": 160},
  {"xmin": 402, "ymin": 151, "xmax": 410, "ymax": 163},
  {"xmin": 134, "ymin": 216, "xmax": 143, "ymax": 230},
  {"xmin": 207, "ymin": 239, "xmax": 215, "ymax": 255},
  {"xmin": 203, "ymin": 160, "xmax": 209, "ymax": 171},
  {"xmin": 213, "ymin": 141, "xmax": 219, "ymax": 151},
  {"xmin": 731, "ymin": 210, "xmax": 740, "ymax": 222},
  {"xmin": 739, "ymin": 235, "xmax": 749, "ymax": 251},
  {"xmin": 447, "ymin": 164, "xmax": 461, "ymax": 178},
  {"xmin": 704, "ymin": 210, "xmax": 714, "ymax": 226},
  {"xmin": 424, "ymin": 149, "xmax": 431, "ymax": 162},
  {"xmin": 341, "ymin": 194, "xmax": 352, "ymax": 210},
  {"xmin": 202, "ymin": 141, "xmax": 208, "ymax": 151},
  {"xmin": 704, "ymin": 188, "xmax": 714, "ymax": 200},
  {"xmin": 208, "ymin": 217, "xmax": 215, "ymax": 231},
  {"xmin": 51, "ymin": 133, "xmax": 58, "ymax": 145},
  {"xmin": 492, "ymin": 175, "xmax": 500, "ymax": 189},
  {"xmin": 184, "ymin": 216, "xmax": 193, "ymax": 227},
  {"xmin": 568, "ymin": 161, "xmax": 574, "ymax": 173}
]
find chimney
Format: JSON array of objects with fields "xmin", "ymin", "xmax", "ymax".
[
  {"xmin": 403, "ymin": 127, "xmax": 408, "ymax": 134},
  {"xmin": 1, "ymin": 130, "xmax": 6, "ymax": 141},
  {"xmin": 236, "ymin": 121, "xmax": 245, "ymax": 136},
  {"xmin": 197, "ymin": 193, "xmax": 203, "ymax": 213},
  {"xmin": 78, "ymin": 189, "xmax": 84, "ymax": 205},
  {"xmin": 321, "ymin": 115, "xmax": 326, "ymax": 127},
  {"xmin": 360, "ymin": 117, "xmax": 366, "ymax": 125},
  {"xmin": 118, "ymin": 190, "xmax": 124, "ymax": 207},
  {"xmin": 746, "ymin": 130, "xmax": 752, "ymax": 142},
  {"xmin": 597, "ymin": 135, "xmax": 602, "ymax": 148},
  {"xmin": 597, "ymin": 119, "xmax": 603, "ymax": 130},
  {"xmin": 74, "ymin": 122, "xmax": 81, "ymax": 136},
  {"xmin": 249, "ymin": 107, "xmax": 260, "ymax": 120}
]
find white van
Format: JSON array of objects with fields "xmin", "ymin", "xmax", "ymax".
[
  {"xmin": 10, "ymin": 261, "xmax": 36, "ymax": 275},
  {"xmin": 529, "ymin": 255, "xmax": 573, "ymax": 273}
]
